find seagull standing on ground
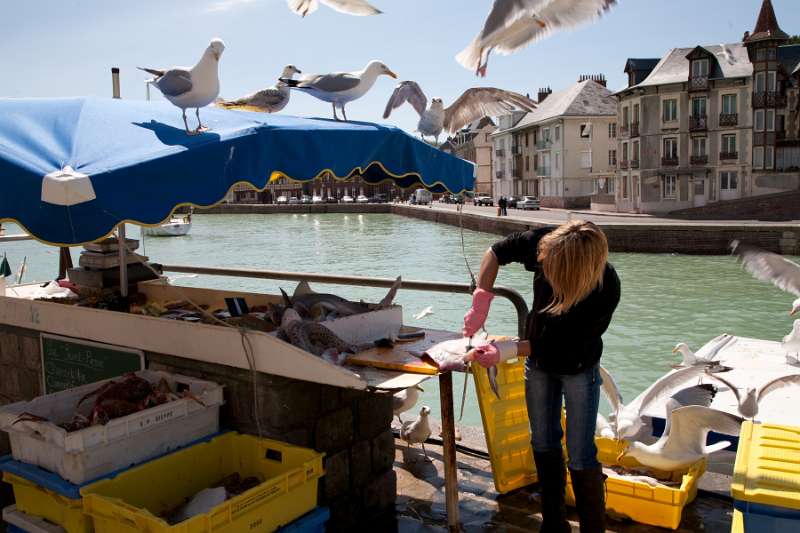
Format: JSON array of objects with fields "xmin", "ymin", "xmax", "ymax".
[
  {"xmin": 393, "ymin": 385, "xmax": 423, "ymax": 423},
  {"xmin": 287, "ymin": 0, "xmax": 381, "ymax": 17},
  {"xmin": 703, "ymin": 369, "xmax": 800, "ymax": 420},
  {"xmin": 401, "ymin": 405, "xmax": 432, "ymax": 461},
  {"xmin": 281, "ymin": 60, "xmax": 397, "ymax": 121},
  {"xmin": 784, "ymin": 320, "xmax": 800, "ymax": 365},
  {"xmin": 672, "ymin": 334, "xmax": 734, "ymax": 368},
  {"xmin": 731, "ymin": 240, "xmax": 800, "ymax": 315},
  {"xmin": 457, "ymin": 0, "xmax": 618, "ymax": 76},
  {"xmin": 383, "ymin": 81, "xmax": 536, "ymax": 144},
  {"xmin": 139, "ymin": 38, "xmax": 226, "ymax": 135},
  {"xmin": 217, "ymin": 65, "xmax": 302, "ymax": 113}
]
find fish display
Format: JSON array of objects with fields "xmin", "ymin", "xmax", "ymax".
[{"xmin": 278, "ymin": 276, "xmax": 401, "ymax": 322}]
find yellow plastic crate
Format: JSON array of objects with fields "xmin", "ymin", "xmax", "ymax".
[
  {"xmin": 80, "ymin": 433, "xmax": 324, "ymax": 533},
  {"xmin": 565, "ymin": 437, "xmax": 705, "ymax": 530},
  {"xmin": 731, "ymin": 509, "xmax": 743, "ymax": 533},
  {"xmin": 472, "ymin": 356, "xmax": 537, "ymax": 493},
  {"xmin": 3, "ymin": 472, "xmax": 92, "ymax": 533}
]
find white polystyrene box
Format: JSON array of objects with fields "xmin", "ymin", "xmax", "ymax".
[{"xmin": 321, "ymin": 305, "xmax": 403, "ymax": 346}]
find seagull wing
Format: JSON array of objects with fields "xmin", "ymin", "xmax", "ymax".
[
  {"xmin": 297, "ymin": 72, "xmax": 361, "ymax": 93},
  {"xmin": 493, "ymin": 17, "xmax": 553, "ymax": 56},
  {"xmin": 321, "ymin": 0, "xmax": 382, "ymax": 15},
  {"xmin": 757, "ymin": 374, "xmax": 800, "ymax": 403},
  {"xmin": 661, "ymin": 406, "xmax": 743, "ymax": 457},
  {"xmin": 220, "ymin": 87, "xmax": 286, "ymax": 111},
  {"xmin": 443, "ymin": 88, "xmax": 536, "ymax": 134},
  {"xmin": 537, "ymin": 0, "xmax": 617, "ymax": 30},
  {"xmin": 287, "ymin": 0, "xmax": 319, "ymax": 16},
  {"xmin": 671, "ymin": 383, "xmax": 717, "ymax": 408},
  {"xmin": 694, "ymin": 333, "xmax": 734, "ymax": 362},
  {"xmin": 597, "ymin": 364, "xmax": 623, "ymax": 420},
  {"xmin": 383, "ymin": 81, "xmax": 428, "ymax": 119},
  {"xmin": 634, "ymin": 365, "xmax": 712, "ymax": 417},
  {"xmin": 732, "ymin": 241, "xmax": 800, "ymax": 297},
  {"xmin": 702, "ymin": 370, "xmax": 742, "ymax": 407},
  {"xmin": 152, "ymin": 69, "xmax": 193, "ymax": 97}
]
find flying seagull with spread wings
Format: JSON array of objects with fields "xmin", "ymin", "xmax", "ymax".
[
  {"xmin": 217, "ymin": 65, "xmax": 302, "ymax": 113},
  {"xmin": 731, "ymin": 240, "xmax": 800, "ymax": 316},
  {"xmin": 383, "ymin": 81, "xmax": 536, "ymax": 143},
  {"xmin": 458, "ymin": 0, "xmax": 617, "ymax": 76},
  {"xmin": 704, "ymin": 369, "xmax": 800, "ymax": 420},
  {"xmin": 287, "ymin": 0, "xmax": 381, "ymax": 17}
]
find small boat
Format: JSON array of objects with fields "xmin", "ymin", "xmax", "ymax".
[{"xmin": 142, "ymin": 213, "xmax": 192, "ymax": 237}]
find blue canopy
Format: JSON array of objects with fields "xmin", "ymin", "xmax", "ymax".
[{"xmin": 0, "ymin": 97, "xmax": 474, "ymax": 246}]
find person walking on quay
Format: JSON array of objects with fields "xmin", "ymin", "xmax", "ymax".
[
  {"xmin": 497, "ymin": 196, "xmax": 507, "ymax": 216},
  {"xmin": 463, "ymin": 220, "xmax": 620, "ymax": 532}
]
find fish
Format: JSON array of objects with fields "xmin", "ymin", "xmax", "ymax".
[
  {"xmin": 279, "ymin": 309, "xmax": 391, "ymax": 357},
  {"xmin": 280, "ymin": 276, "xmax": 402, "ymax": 320},
  {"xmin": 412, "ymin": 333, "xmax": 489, "ymax": 373}
]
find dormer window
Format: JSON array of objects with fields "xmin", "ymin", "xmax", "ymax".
[{"xmin": 691, "ymin": 59, "xmax": 709, "ymax": 78}]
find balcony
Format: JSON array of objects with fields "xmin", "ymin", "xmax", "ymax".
[
  {"xmin": 688, "ymin": 76, "xmax": 709, "ymax": 92},
  {"xmin": 689, "ymin": 115, "xmax": 708, "ymax": 132},
  {"xmin": 661, "ymin": 156, "xmax": 679, "ymax": 167},
  {"xmin": 495, "ymin": 149, "xmax": 505, "ymax": 158},
  {"xmin": 720, "ymin": 151, "xmax": 738, "ymax": 161},
  {"xmin": 690, "ymin": 155, "xmax": 709, "ymax": 166},
  {"xmin": 535, "ymin": 139, "xmax": 552, "ymax": 150},
  {"xmin": 753, "ymin": 92, "xmax": 787, "ymax": 108},
  {"xmin": 630, "ymin": 159, "xmax": 640, "ymax": 169},
  {"xmin": 619, "ymin": 160, "xmax": 629, "ymax": 170},
  {"xmin": 719, "ymin": 113, "xmax": 738, "ymax": 127},
  {"xmin": 619, "ymin": 124, "xmax": 630, "ymax": 137},
  {"xmin": 630, "ymin": 122, "xmax": 640, "ymax": 138}
]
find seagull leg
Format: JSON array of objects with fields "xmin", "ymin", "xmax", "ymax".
[
  {"xmin": 195, "ymin": 108, "xmax": 209, "ymax": 133},
  {"xmin": 422, "ymin": 443, "xmax": 431, "ymax": 462},
  {"xmin": 183, "ymin": 109, "xmax": 199, "ymax": 136},
  {"xmin": 332, "ymin": 103, "xmax": 340, "ymax": 121},
  {"xmin": 341, "ymin": 105, "xmax": 348, "ymax": 122}
]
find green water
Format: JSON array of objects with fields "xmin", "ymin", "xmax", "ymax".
[{"xmin": 1, "ymin": 214, "xmax": 795, "ymax": 426}]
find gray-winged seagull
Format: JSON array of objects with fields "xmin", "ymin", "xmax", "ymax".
[
  {"xmin": 400, "ymin": 405, "xmax": 432, "ymax": 461},
  {"xmin": 287, "ymin": 0, "xmax": 381, "ymax": 17},
  {"xmin": 704, "ymin": 369, "xmax": 800, "ymax": 420},
  {"xmin": 139, "ymin": 38, "xmax": 225, "ymax": 135},
  {"xmin": 671, "ymin": 334, "xmax": 734, "ymax": 368},
  {"xmin": 217, "ymin": 65, "xmax": 302, "ymax": 113},
  {"xmin": 731, "ymin": 240, "xmax": 800, "ymax": 315}
]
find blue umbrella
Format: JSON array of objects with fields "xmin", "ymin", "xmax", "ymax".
[{"xmin": 0, "ymin": 97, "xmax": 474, "ymax": 246}]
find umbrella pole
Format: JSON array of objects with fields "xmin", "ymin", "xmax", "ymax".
[{"xmin": 118, "ymin": 225, "xmax": 128, "ymax": 297}]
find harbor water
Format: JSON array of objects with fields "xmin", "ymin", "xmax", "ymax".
[{"xmin": 2, "ymin": 213, "xmax": 796, "ymax": 427}]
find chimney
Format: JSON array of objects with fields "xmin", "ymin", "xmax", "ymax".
[
  {"xmin": 579, "ymin": 74, "xmax": 607, "ymax": 87},
  {"xmin": 537, "ymin": 87, "xmax": 552, "ymax": 103}
]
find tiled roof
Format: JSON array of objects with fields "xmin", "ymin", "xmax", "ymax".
[{"xmin": 746, "ymin": 0, "xmax": 788, "ymax": 43}]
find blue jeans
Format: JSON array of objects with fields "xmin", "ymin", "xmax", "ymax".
[{"xmin": 525, "ymin": 360, "xmax": 601, "ymax": 471}]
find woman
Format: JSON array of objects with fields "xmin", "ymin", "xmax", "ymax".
[{"xmin": 464, "ymin": 220, "xmax": 620, "ymax": 533}]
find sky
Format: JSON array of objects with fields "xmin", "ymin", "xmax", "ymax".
[{"xmin": 2, "ymin": 0, "xmax": 799, "ymax": 134}]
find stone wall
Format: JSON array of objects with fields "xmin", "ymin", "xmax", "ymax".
[
  {"xmin": 668, "ymin": 190, "xmax": 800, "ymax": 222},
  {"xmin": 194, "ymin": 203, "xmax": 392, "ymax": 215}
]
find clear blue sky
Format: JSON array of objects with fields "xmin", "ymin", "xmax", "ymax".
[{"xmin": 2, "ymin": 0, "xmax": 798, "ymax": 133}]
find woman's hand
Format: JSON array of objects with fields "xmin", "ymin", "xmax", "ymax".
[
  {"xmin": 464, "ymin": 340, "xmax": 521, "ymax": 368},
  {"xmin": 462, "ymin": 288, "xmax": 494, "ymax": 337}
]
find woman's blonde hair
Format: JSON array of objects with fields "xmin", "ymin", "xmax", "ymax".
[{"xmin": 537, "ymin": 220, "xmax": 608, "ymax": 315}]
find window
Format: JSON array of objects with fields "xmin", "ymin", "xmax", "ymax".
[
  {"xmin": 555, "ymin": 126, "xmax": 561, "ymax": 141},
  {"xmin": 765, "ymin": 146, "xmax": 774, "ymax": 169},
  {"xmin": 622, "ymin": 142, "xmax": 629, "ymax": 162},
  {"xmin": 767, "ymin": 71, "xmax": 776, "ymax": 92},
  {"xmin": 609, "ymin": 123, "xmax": 616, "ymax": 138},
  {"xmin": 720, "ymin": 171, "xmax": 738, "ymax": 191},
  {"xmin": 622, "ymin": 107, "xmax": 629, "ymax": 127},
  {"xmin": 632, "ymin": 141, "xmax": 640, "ymax": 162},
  {"xmin": 662, "ymin": 175, "xmax": 677, "ymax": 199},
  {"xmin": 622, "ymin": 175, "xmax": 629, "ymax": 198},
  {"xmin": 663, "ymin": 99, "xmax": 678, "ymax": 122},
  {"xmin": 608, "ymin": 177, "xmax": 616, "ymax": 194},
  {"xmin": 755, "ymin": 110, "xmax": 765, "ymax": 132},
  {"xmin": 664, "ymin": 138, "xmax": 678, "ymax": 159},
  {"xmin": 692, "ymin": 137, "xmax": 707, "ymax": 156},
  {"xmin": 580, "ymin": 151, "xmax": 592, "ymax": 169},
  {"xmin": 608, "ymin": 149, "xmax": 617, "ymax": 166},
  {"xmin": 555, "ymin": 152, "xmax": 560, "ymax": 170},
  {"xmin": 756, "ymin": 48, "xmax": 766, "ymax": 61},
  {"xmin": 766, "ymin": 109, "xmax": 775, "ymax": 131},
  {"xmin": 525, "ymin": 155, "xmax": 530, "ymax": 171},
  {"xmin": 580, "ymin": 124, "xmax": 591, "ymax": 139},
  {"xmin": 755, "ymin": 72, "xmax": 766, "ymax": 93},
  {"xmin": 722, "ymin": 94, "xmax": 737, "ymax": 115},
  {"xmin": 633, "ymin": 103, "xmax": 640, "ymax": 124},
  {"xmin": 692, "ymin": 97, "xmax": 707, "ymax": 117},
  {"xmin": 754, "ymin": 146, "xmax": 764, "ymax": 169},
  {"xmin": 524, "ymin": 134, "xmax": 529, "ymax": 147},
  {"xmin": 691, "ymin": 59, "xmax": 709, "ymax": 77},
  {"xmin": 542, "ymin": 127, "xmax": 550, "ymax": 142},
  {"xmin": 722, "ymin": 134, "xmax": 736, "ymax": 154}
]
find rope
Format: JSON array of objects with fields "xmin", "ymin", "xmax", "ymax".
[{"xmin": 457, "ymin": 202, "xmax": 477, "ymax": 293}]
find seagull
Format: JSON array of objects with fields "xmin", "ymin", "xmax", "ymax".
[
  {"xmin": 595, "ymin": 413, "xmax": 616, "ymax": 439},
  {"xmin": 457, "ymin": 0, "xmax": 618, "ymax": 76},
  {"xmin": 383, "ymin": 81, "xmax": 536, "ymax": 144},
  {"xmin": 731, "ymin": 240, "xmax": 800, "ymax": 316},
  {"xmin": 393, "ymin": 385, "xmax": 424, "ymax": 423},
  {"xmin": 217, "ymin": 65, "xmax": 302, "ymax": 113},
  {"xmin": 287, "ymin": 0, "xmax": 381, "ymax": 17},
  {"xmin": 621, "ymin": 405, "xmax": 743, "ymax": 472},
  {"xmin": 413, "ymin": 306, "xmax": 434, "ymax": 320},
  {"xmin": 599, "ymin": 363, "xmax": 724, "ymax": 440},
  {"xmin": 281, "ymin": 60, "xmax": 397, "ymax": 121},
  {"xmin": 703, "ymin": 369, "xmax": 800, "ymax": 420},
  {"xmin": 671, "ymin": 334, "xmax": 734, "ymax": 368},
  {"xmin": 139, "ymin": 38, "xmax": 226, "ymax": 135},
  {"xmin": 401, "ymin": 405, "xmax": 432, "ymax": 461},
  {"xmin": 784, "ymin": 320, "xmax": 800, "ymax": 365}
]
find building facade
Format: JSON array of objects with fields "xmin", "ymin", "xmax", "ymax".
[
  {"xmin": 446, "ymin": 118, "xmax": 496, "ymax": 196},
  {"xmin": 607, "ymin": 0, "xmax": 800, "ymax": 214},
  {"xmin": 231, "ymin": 173, "xmax": 394, "ymax": 203},
  {"xmin": 491, "ymin": 111, "xmax": 527, "ymax": 198}
]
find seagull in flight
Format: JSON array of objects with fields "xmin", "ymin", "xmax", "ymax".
[
  {"xmin": 139, "ymin": 38, "xmax": 225, "ymax": 135},
  {"xmin": 287, "ymin": 0, "xmax": 381, "ymax": 17},
  {"xmin": 217, "ymin": 65, "xmax": 302, "ymax": 113},
  {"xmin": 383, "ymin": 81, "xmax": 536, "ymax": 143},
  {"xmin": 703, "ymin": 369, "xmax": 800, "ymax": 420},
  {"xmin": 731, "ymin": 240, "xmax": 800, "ymax": 316},
  {"xmin": 458, "ymin": 0, "xmax": 617, "ymax": 76}
]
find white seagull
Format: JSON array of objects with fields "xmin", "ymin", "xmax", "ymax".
[
  {"xmin": 393, "ymin": 385, "xmax": 424, "ymax": 423},
  {"xmin": 731, "ymin": 240, "xmax": 800, "ymax": 316},
  {"xmin": 599, "ymin": 364, "xmax": 723, "ymax": 440},
  {"xmin": 383, "ymin": 81, "xmax": 536, "ymax": 144},
  {"xmin": 139, "ymin": 38, "xmax": 226, "ymax": 135},
  {"xmin": 672, "ymin": 334, "xmax": 734, "ymax": 368},
  {"xmin": 703, "ymin": 369, "xmax": 800, "ymax": 420},
  {"xmin": 414, "ymin": 306, "xmax": 434, "ymax": 320},
  {"xmin": 287, "ymin": 0, "xmax": 381, "ymax": 17},
  {"xmin": 217, "ymin": 65, "xmax": 302, "ymax": 113},
  {"xmin": 401, "ymin": 405, "xmax": 432, "ymax": 461},
  {"xmin": 784, "ymin": 320, "xmax": 800, "ymax": 365},
  {"xmin": 621, "ymin": 405, "xmax": 743, "ymax": 472},
  {"xmin": 281, "ymin": 60, "xmax": 397, "ymax": 121},
  {"xmin": 457, "ymin": 0, "xmax": 618, "ymax": 76}
]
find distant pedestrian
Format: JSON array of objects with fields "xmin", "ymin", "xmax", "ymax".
[{"xmin": 499, "ymin": 196, "xmax": 508, "ymax": 216}]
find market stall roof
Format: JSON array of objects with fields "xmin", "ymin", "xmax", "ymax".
[{"xmin": 0, "ymin": 97, "xmax": 475, "ymax": 246}]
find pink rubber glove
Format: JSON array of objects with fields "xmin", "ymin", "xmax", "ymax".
[
  {"xmin": 469, "ymin": 343, "xmax": 500, "ymax": 368},
  {"xmin": 462, "ymin": 288, "xmax": 494, "ymax": 337}
]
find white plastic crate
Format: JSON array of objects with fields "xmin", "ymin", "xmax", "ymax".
[
  {"xmin": 0, "ymin": 370, "xmax": 223, "ymax": 484},
  {"xmin": 3, "ymin": 505, "xmax": 66, "ymax": 533}
]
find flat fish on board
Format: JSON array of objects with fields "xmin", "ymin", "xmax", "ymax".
[{"xmin": 412, "ymin": 333, "xmax": 489, "ymax": 372}]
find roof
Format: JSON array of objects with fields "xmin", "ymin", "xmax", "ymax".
[
  {"xmin": 495, "ymin": 80, "xmax": 616, "ymax": 135},
  {"xmin": 624, "ymin": 58, "xmax": 660, "ymax": 73},
  {"xmin": 746, "ymin": 0, "xmax": 788, "ymax": 43},
  {"xmin": 627, "ymin": 42, "xmax": 752, "ymax": 90},
  {"xmin": 778, "ymin": 44, "xmax": 800, "ymax": 76}
]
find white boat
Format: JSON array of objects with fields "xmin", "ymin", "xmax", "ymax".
[{"xmin": 142, "ymin": 214, "xmax": 192, "ymax": 237}]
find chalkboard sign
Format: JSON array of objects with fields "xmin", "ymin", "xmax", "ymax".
[{"xmin": 40, "ymin": 334, "xmax": 144, "ymax": 394}]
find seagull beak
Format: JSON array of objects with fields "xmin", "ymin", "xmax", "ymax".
[
  {"xmin": 387, "ymin": 70, "xmax": 398, "ymax": 79},
  {"xmin": 671, "ymin": 346, "xmax": 679, "ymax": 353},
  {"xmin": 296, "ymin": 69, "xmax": 303, "ymax": 75},
  {"xmin": 415, "ymin": 386, "xmax": 424, "ymax": 392},
  {"xmin": 791, "ymin": 309, "xmax": 798, "ymax": 316}
]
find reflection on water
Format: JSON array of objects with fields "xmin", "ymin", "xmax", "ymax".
[{"xmin": 1, "ymin": 214, "xmax": 795, "ymax": 426}]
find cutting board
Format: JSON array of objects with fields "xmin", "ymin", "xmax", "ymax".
[{"xmin": 346, "ymin": 328, "xmax": 461, "ymax": 375}]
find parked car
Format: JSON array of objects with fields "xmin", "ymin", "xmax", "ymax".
[
  {"xmin": 507, "ymin": 196, "xmax": 519, "ymax": 208},
  {"xmin": 300, "ymin": 195, "xmax": 312, "ymax": 204},
  {"xmin": 288, "ymin": 197, "xmax": 300, "ymax": 205},
  {"xmin": 312, "ymin": 195, "xmax": 324, "ymax": 204},
  {"xmin": 276, "ymin": 196, "xmax": 288, "ymax": 205},
  {"xmin": 342, "ymin": 195, "xmax": 355, "ymax": 203},
  {"xmin": 372, "ymin": 193, "xmax": 388, "ymax": 203},
  {"xmin": 413, "ymin": 189, "xmax": 433, "ymax": 205},
  {"xmin": 325, "ymin": 196, "xmax": 338, "ymax": 203},
  {"xmin": 356, "ymin": 195, "xmax": 369, "ymax": 203},
  {"xmin": 440, "ymin": 194, "xmax": 453, "ymax": 204},
  {"xmin": 517, "ymin": 196, "xmax": 541, "ymax": 210},
  {"xmin": 474, "ymin": 195, "xmax": 494, "ymax": 206}
]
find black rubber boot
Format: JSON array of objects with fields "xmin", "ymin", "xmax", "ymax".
[
  {"xmin": 569, "ymin": 465, "xmax": 607, "ymax": 533},
  {"xmin": 533, "ymin": 450, "xmax": 571, "ymax": 533}
]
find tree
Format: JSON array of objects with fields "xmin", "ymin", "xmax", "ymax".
[{"xmin": 788, "ymin": 35, "xmax": 800, "ymax": 45}]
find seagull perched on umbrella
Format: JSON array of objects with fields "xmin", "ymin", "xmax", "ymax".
[
  {"xmin": 287, "ymin": 0, "xmax": 381, "ymax": 17},
  {"xmin": 217, "ymin": 65, "xmax": 302, "ymax": 113},
  {"xmin": 383, "ymin": 81, "xmax": 536, "ymax": 144},
  {"xmin": 703, "ymin": 369, "xmax": 800, "ymax": 420},
  {"xmin": 139, "ymin": 38, "xmax": 225, "ymax": 135},
  {"xmin": 457, "ymin": 0, "xmax": 617, "ymax": 76},
  {"xmin": 731, "ymin": 240, "xmax": 800, "ymax": 316},
  {"xmin": 281, "ymin": 60, "xmax": 397, "ymax": 121}
]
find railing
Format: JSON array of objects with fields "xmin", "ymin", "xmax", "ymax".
[
  {"xmin": 630, "ymin": 160, "xmax": 640, "ymax": 169},
  {"xmin": 753, "ymin": 92, "xmax": 786, "ymax": 108},
  {"xmin": 689, "ymin": 76, "xmax": 709, "ymax": 92},
  {"xmin": 690, "ymin": 155, "xmax": 709, "ymax": 165},
  {"xmin": 630, "ymin": 123, "xmax": 640, "ymax": 138},
  {"xmin": 495, "ymin": 170, "xmax": 504, "ymax": 179},
  {"xmin": 619, "ymin": 124, "xmax": 630, "ymax": 137},
  {"xmin": 161, "ymin": 265, "xmax": 530, "ymax": 338},
  {"xmin": 495, "ymin": 149, "xmax": 505, "ymax": 157},
  {"xmin": 619, "ymin": 160, "xmax": 629, "ymax": 170},
  {"xmin": 720, "ymin": 151, "xmax": 738, "ymax": 161},
  {"xmin": 719, "ymin": 113, "xmax": 738, "ymax": 127},
  {"xmin": 689, "ymin": 115, "xmax": 708, "ymax": 131},
  {"xmin": 661, "ymin": 156, "xmax": 679, "ymax": 167}
]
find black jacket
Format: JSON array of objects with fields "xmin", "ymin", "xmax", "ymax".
[{"xmin": 492, "ymin": 228, "xmax": 621, "ymax": 374}]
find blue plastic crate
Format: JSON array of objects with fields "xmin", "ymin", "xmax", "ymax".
[
  {"xmin": 6, "ymin": 524, "xmax": 27, "ymax": 533},
  {"xmin": 734, "ymin": 500, "xmax": 800, "ymax": 533},
  {"xmin": 278, "ymin": 507, "xmax": 330, "ymax": 533}
]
